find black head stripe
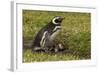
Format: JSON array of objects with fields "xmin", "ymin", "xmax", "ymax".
[{"xmin": 53, "ymin": 26, "xmax": 61, "ymax": 33}]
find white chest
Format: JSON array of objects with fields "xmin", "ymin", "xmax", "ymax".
[{"xmin": 50, "ymin": 30, "xmax": 60, "ymax": 41}]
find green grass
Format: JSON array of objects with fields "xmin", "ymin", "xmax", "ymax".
[
  {"xmin": 23, "ymin": 49, "xmax": 80, "ymax": 62},
  {"xmin": 23, "ymin": 10, "xmax": 91, "ymax": 63}
]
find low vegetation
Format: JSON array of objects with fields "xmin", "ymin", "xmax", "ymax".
[{"xmin": 23, "ymin": 10, "xmax": 91, "ymax": 62}]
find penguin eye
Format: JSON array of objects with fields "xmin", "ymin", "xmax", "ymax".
[
  {"xmin": 52, "ymin": 17, "xmax": 64, "ymax": 25},
  {"xmin": 55, "ymin": 19, "xmax": 62, "ymax": 23}
]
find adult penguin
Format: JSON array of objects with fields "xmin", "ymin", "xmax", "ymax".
[{"xmin": 31, "ymin": 16, "xmax": 65, "ymax": 52}]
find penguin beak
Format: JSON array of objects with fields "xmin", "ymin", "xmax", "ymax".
[
  {"xmin": 57, "ymin": 17, "xmax": 65, "ymax": 22},
  {"xmin": 61, "ymin": 17, "xmax": 65, "ymax": 20},
  {"xmin": 60, "ymin": 17, "xmax": 65, "ymax": 21}
]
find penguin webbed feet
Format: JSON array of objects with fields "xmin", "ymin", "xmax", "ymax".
[
  {"xmin": 32, "ymin": 47, "xmax": 50, "ymax": 53},
  {"xmin": 32, "ymin": 43, "xmax": 66, "ymax": 53}
]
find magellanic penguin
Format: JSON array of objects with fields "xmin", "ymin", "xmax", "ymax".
[{"xmin": 31, "ymin": 16, "xmax": 65, "ymax": 52}]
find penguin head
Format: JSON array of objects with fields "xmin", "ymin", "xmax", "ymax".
[{"xmin": 52, "ymin": 16, "xmax": 65, "ymax": 25}]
